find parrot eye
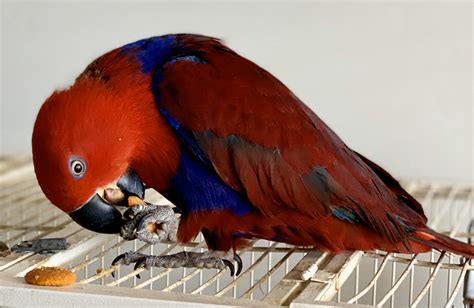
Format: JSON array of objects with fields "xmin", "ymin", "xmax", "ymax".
[{"xmin": 69, "ymin": 157, "xmax": 86, "ymax": 179}]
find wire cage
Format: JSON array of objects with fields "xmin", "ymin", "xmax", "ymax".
[{"xmin": 0, "ymin": 156, "xmax": 472, "ymax": 307}]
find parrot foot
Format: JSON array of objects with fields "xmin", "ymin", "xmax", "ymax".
[
  {"xmin": 111, "ymin": 250, "xmax": 243, "ymax": 278},
  {"xmin": 120, "ymin": 204, "xmax": 180, "ymax": 244}
]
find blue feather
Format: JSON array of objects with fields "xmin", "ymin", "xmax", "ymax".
[
  {"xmin": 331, "ymin": 207, "xmax": 361, "ymax": 223},
  {"xmin": 163, "ymin": 151, "xmax": 253, "ymax": 216},
  {"xmin": 159, "ymin": 107, "xmax": 211, "ymax": 165},
  {"xmin": 121, "ymin": 36, "xmax": 177, "ymax": 74}
]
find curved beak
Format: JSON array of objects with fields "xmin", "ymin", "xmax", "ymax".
[
  {"xmin": 69, "ymin": 194, "xmax": 123, "ymax": 234},
  {"xmin": 116, "ymin": 168, "xmax": 145, "ymax": 200},
  {"xmin": 68, "ymin": 168, "xmax": 145, "ymax": 234}
]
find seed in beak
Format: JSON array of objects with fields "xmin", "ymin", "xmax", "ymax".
[{"xmin": 104, "ymin": 188, "xmax": 126, "ymax": 204}]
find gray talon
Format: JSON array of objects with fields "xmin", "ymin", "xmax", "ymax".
[
  {"xmin": 112, "ymin": 251, "xmax": 239, "ymax": 279},
  {"xmin": 133, "ymin": 257, "xmax": 150, "ymax": 278},
  {"xmin": 120, "ymin": 208, "xmax": 154, "ymax": 240},
  {"xmin": 111, "ymin": 251, "xmax": 147, "ymax": 278},
  {"xmin": 120, "ymin": 222, "xmax": 137, "ymax": 240},
  {"xmin": 135, "ymin": 207, "xmax": 178, "ymax": 244},
  {"xmin": 120, "ymin": 205, "xmax": 180, "ymax": 244},
  {"xmin": 116, "ymin": 205, "xmax": 240, "ymax": 279},
  {"xmin": 112, "ymin": 251, "xmax": 146, "ymax": 266}
]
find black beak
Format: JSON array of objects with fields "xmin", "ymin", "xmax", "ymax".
[
  {"xmin": 69, "ymin": 194, "xmax": 124, "ymax": 234},
  {"xmin": 68, "ymin": 168, "xmax": 145, "ymax": 234},
  {"xmin": 116, "ymin": 168, "xmax": 145, "ymax": 199}
]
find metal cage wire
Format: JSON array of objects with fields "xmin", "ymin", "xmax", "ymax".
[{"xmin": 0, "ymin": 156, "xmax": 472, "ymax": 307}]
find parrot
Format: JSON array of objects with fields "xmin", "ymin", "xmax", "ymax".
[{"xmin": 32, "ymin": 34, "xmax": 474, "ymax": 276}]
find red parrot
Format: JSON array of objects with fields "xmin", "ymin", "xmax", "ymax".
[{"xmin": 32, "ymin": 34, "xmax": 473, "ymax": 275}]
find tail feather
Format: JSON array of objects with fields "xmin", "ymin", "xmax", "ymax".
[{"xmin": 411, "ymin": 228, "xmax": 474, "ymax": 259}]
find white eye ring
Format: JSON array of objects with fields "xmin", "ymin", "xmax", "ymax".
[{"xmin": 69, "ymin": 157, "xmax": 86, "ymax": 179}]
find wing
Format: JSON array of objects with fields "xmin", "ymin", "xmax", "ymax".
[{"xmin": 156, "ymin": 35, "xmax": 427, "ymax": 243}]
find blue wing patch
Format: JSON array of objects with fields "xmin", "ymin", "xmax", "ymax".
[{"xmin": 163, "ymin": 151, "xmax": 253, "ymax": 216}]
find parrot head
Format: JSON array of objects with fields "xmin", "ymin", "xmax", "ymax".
[{"xmin": 31, "ymin": 74, "xmax": 176, "ymax": 234}]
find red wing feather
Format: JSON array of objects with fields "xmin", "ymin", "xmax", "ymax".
[{"xmin": 157, "ymin": 35, "xmax": 427, "ymax": 244}]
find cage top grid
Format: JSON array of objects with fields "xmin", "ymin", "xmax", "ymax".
[{"xmin": 0, "ymin": 157, "xmax": 472, "ymax": 307}]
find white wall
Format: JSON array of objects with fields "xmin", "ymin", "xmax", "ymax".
[{"xmin": 1, "ymin": 1, "xmax": 472, "ymax": 181}]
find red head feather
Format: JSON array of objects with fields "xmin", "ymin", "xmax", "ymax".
[{"xmin": 32, "ymin": 50, "xmax": 180, "ymax": 212}]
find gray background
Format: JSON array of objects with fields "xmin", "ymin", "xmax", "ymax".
[{"xmin": 1, "ymin": 1, "xmax": 472, "ymax": 181}]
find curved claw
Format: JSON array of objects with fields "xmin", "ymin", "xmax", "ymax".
[
  {"xmin": 110, "ymin": 253, "xmax": 127, "ymax": 278},
  {"xmin": 234, "ymin": 254, "xmax": 243, "ymax": 276},
  {"xmin": 133, "ymin": 257, "xmax": 149, "ymax": 279},
  {"xmin": 222, "ymin": 259, "xmax": 235, "ymax": 277},
  {"xmin": 111, "ymin": 253, "xmax": 125, "ymax": 278},
  {"xmin": 111, "ymin": 253, "xmax": 126, "ymax": 266}
]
